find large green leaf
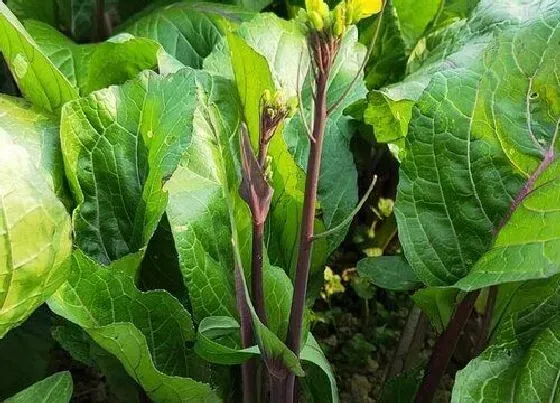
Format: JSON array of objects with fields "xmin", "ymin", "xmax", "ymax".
[
  {"xmin": 52, "ymin": 320, "xmax": 142, "ymax": 403},
  {"xmin": 0, "ymin": 137, "xmax": 72, "ymax": 338},
  {"xmin": 60, "ymin": 69, "xmax": 200, "ymax": 264},
  {"xmin": 24, "ymin": 20, "xmax": 160, "ymax": 95},
  {"xmin": 363, "ymin": 0, "xmax": 556, "ymax": 154},
  {"xmin": 48, "ymin": 249, "xmax": 219, "ymax": 402},
  {"xmin": 0, "ymin": 3, "xmax": 78, "ymax": 114},
  {"xmin": 396, "ymin": 2, "xmax": 560, "ymax": 288},
  {"xmin": 4, "ymin": 372, "xmax": 72, "ymax": 403},
  {"xmin": 452, "ymin": 274, "xmax": 560, "ymax": 401},
  {"xmin": 121, "ymin": 2, "xmax": 254, "ymax": 68},
  {"xmin": 0, "ymin": 95, "xmax": 65, "ymax": 196}
]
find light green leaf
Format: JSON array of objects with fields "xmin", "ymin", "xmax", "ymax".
[
  {"xmin": 392, "ymin": 0, "xmax": 442, "ymax": 49},
  {"xmin": 0, "ymin": 139, "xmax": 71, "ymax": 338},
  {"xmin": 226, "ymin": 27, "xmax": 315, "ymax": 276},
  {"xmin": 364, "ymin": 0, "xmax": 555, "ymax": 153},
  {"xmin": 396, "ymin": 2, "xmax": 560, "ymax": 288},
  {"xmin": 163, "ymin": 67, "xmax": 304, "ymax": 376},
  {"xmin": 25, "ymin": 20, "xmax": 160, "ymax": 95},
  {"xmin": 358, "ymin": 256, "xmax": 422, "ymax": 291},
  {"xmin": 121, "ymin": 2, "xmax": 254, "ymax": 68},
  {"xmin": 48, "ymin": 249, "xmax": 219, "ymax": 402},
  {"xmin": 0, "ymin": 3, "xmax": 78, "ymax": 114},
  {"xmin": 0, "ymin": 95, "xmax": 66, "ymax": 197},
  {"xmin": 60, "ymin": 69, "xmax": 200, "ymax": 264},
  {"xmin": 194, "ymin": 316, "xmax": 259, "ymax": 365},
  {"xmin": 453, "ymin": 274, "xmax": 560, "ymax": 401},
  {"xmin": 5, "ymin": 371, "xmax": 72, "ymax": 403}
]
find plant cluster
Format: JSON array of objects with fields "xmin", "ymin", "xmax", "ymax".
[{"xmin": 1, "ymin": 0, "xmax": 560, "ymax": 402}]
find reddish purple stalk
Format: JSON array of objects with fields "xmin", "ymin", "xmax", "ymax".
[
  {"xmin": 282, "ymin": 33, "xmax": 339, "ymax": 403},
  {"xmin": 415, "ymin": 290, "xmax": 480, "ymax": 403}
]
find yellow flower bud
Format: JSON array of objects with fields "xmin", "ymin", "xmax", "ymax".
[
  {"xmin": 333, "ymin": 4, "xmax": 346, "ymax": 36},
  {"xmin": 309, "ymin": 10, "xmax": 324, "ymax": 31},
  {"xmin": 262, "ymin": 89, "xmax": 272, "ymax": 105}
]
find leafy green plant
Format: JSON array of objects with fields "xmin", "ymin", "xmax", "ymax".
[{"xmin": 2, "ymin": 0, "xmax": 560, "ymax": 401}]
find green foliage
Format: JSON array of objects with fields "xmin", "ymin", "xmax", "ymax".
[
  {"xmin": 3, "ymin": 0, "xmax": 560, "ymax": 400},
  {"xmin": 358, "ymin": 255, "xmax": 422, "ymax": 291},
  {"xmin": 5, "ymin": 371, "xmax": 73, "ymax": 403}
]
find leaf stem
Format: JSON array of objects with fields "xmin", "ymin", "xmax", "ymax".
[
  {"xmin": 284, "ymin": 33, "xmax": 335, "ymax": 402},
  {"xmin": 415, "ymin": 290, "xmax": 480, "ymax": 403},
  {"xmin": 251, "ymin": 220, "xmax": 267, "ymax": 325},
  {"xmin": 235, "ymin": 259, "xmax": 257, "ymax": 403}
]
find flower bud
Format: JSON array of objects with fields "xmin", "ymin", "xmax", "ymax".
[
  {"xmin": 309, "ymin": 10, "xmax": 324, "ymax": 31},
  {"xmin": 262, "ymin": 89, "xmax": 272, "ymax": 105},
  {"xmin": 333, "ymin": 4, "xmax": 346, "ymax": 37}
]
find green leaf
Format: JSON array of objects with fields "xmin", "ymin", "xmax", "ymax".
[
  {"xmin": 452, "ymin": 274, "xmax": 560, "ymax": 401},
  {"xmin": 358, "ymin": 256, "xmax": 422, "ymax": 291},
  {"xmin": 162, "ymin": 67, "xmax": 304, "ymax": 377},
  {"xmin": 52, "ymin": 320, "xmax": 142, "ymax": 403},
  {"xmin": 60, "ymin": 69, "xmax": 201, "ymax": 264},
  {"xmin": 0, "ymin": 3, "xmax": 78, "ymax": 114},
  {"xmin": 396, "ymin": 2, "xmax": 560, "ymax": 288},
  {"xmin": 361, "ymin": 0, "xmax": 407, "ymax": 89},
  {"xmin": 121, "ymin": 2, "xmax": 254, "ymax": 68},
  {"xmin": 5, "ymin": 371, "xmax": 72, "ymax": 403},
  {"xmin": 0, "ymin": 95, "xmax": 66, "ymax": 197},
  {"xmin": 226, "ymin": 26, "xmax": 315, "ymax": 276},
  {"xmin": 411, "ymin": 287, "xmax": 458, "ymax": 333},
  {"xmin": 194, "ymin": 316, "xmax": 259, "ymax": 365},
  {"xmin": 363, "ymin": 0, "xmax": 553, "ymax": 154},
  {"xmin": 0, "ymin": 307, "xmax": 55, "ymax": 400},
  {"xmin": 392, "ymin": 0, "xmax": 442, "ymax": 49},
  {"xmin": 300, "ymin": 333, "xmax": 339, "ymax": 403},
  {"xmin": 24, "ymin": 20, "xmax": 160, "ymax": 95},
  {"xmin": 6, "ymin": 0, "xmax": 57, "ymax": 27},
  {"xmin": 0, "ymin": 137, "xmax": 72, "ymax": 338},
  {"xmin": 48, "ymin": 249, "xmax": 219, "ymax": 402}
]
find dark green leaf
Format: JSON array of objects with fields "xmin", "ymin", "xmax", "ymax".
[
  {"xmin": 411, "ymin": 287, "xmax": 458, "ymax": 333},
  {"xmin": 0, "ymin": 307, "xmax": 55, "ymax": 400},
  {"xmin": 358, "ymin": 255, "xmax": 422, "ymax": 291},
  {"xmin": 121, "ymin": 2, "xmax": 254, "ymax": 68}
]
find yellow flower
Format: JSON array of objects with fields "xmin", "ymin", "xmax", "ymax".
[{"xmin": 348, "ymin": 0, "xmax": 382, "ymax": 23}]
